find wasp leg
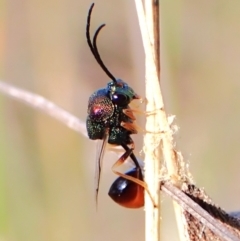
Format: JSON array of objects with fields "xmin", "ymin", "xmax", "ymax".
[
  {"xmin": 121, "ymin": 120, "xmax": 163, "ymax": 136},
  {"xmin": 122, "ymin": 108, "xmax": 164, "ymax": 134},
  {"xmin": 120, "ymin": 121, "xmax": 138, "ymax": 134},
  {"xmin": 122, "ymin": 108, "xmax": 137, "ymax": 120},
  {"xmin": 124, "ymin": 107, "xmax": 164, "ymax": 117},
  {"xmin": 111, "ymin": 144, "xmax": 157, "ymax": 207},
  {"xmin": 123, "ymin": 108, "xmax": 147, "ymax": 117}
]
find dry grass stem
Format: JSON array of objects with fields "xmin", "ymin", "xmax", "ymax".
[{"xmin": 135, "ymin": 1, "xmax": 191, "ymax": 241}]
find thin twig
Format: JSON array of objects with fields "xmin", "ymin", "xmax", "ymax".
[{"xmin": 0, "ymin": 80, "xmax": 87, "ymax": 137}]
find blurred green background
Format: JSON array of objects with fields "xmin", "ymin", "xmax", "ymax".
[{"xmin": 1, "ymin": 0, "xmax": 240, "ymax": 240}]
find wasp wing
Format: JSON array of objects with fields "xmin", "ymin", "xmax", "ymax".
[{"xmin": 94, "ymin": 128, "xmax": 109, "ymax": 207}]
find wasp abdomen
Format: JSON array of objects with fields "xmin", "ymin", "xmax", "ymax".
[{"xmin": 108, "ymin": 168, "xmax": 144, "ymax": 208}]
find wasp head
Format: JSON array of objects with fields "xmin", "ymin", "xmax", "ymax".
[{"xmin": 107, "ymin": 79, "xmax": 140, "ymax": 107}]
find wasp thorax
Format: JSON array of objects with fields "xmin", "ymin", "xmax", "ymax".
[{"xmin": 87, "ymin": 90, "xmax": 114, "ymax": 122}]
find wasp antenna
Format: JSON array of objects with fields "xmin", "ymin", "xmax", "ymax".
[
  {"xmin": 86, "ymin": 3, "xmax": 96, "ymax": 59},
  {"xmin": 86, "ymin": 3, "xmax": 117, "ymax": 83},
  {"xmin": 93, "ymin": 24, "xmax": 117, "ymax": 83}
]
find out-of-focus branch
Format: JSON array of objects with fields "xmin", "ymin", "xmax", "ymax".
[{"xmin": 0, "ymin": 80, "xmax": 87, "ymax": 137}]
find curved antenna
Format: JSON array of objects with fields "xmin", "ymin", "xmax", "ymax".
[
  {"xmin": 86, "ymin": 3, "xmax": 96, "ymax": 61},
  {"xmin": 86, "ymin": 3, "xmax": 117, "ymax": 83},
  {"xmin": 92, "ymin": 24, "xmax": 117, "ymax": 83}
]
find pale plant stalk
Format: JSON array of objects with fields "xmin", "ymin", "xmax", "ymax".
[
  {"xmin": 135, "ymin": 1, "xmax": 184, "ymax": 241},
  {"xmin": 142, "ymin": 1, "xmax": 161, "ymax": 240}
]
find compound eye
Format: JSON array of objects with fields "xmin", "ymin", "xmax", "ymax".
[{"xmin": 112, "ymin": 94, "xmax": 129, "ymax": 105}]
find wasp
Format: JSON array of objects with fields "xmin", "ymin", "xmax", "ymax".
[{"xmin": 86, "ymin": 3, "xmax": 150, "ymax": 208}]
